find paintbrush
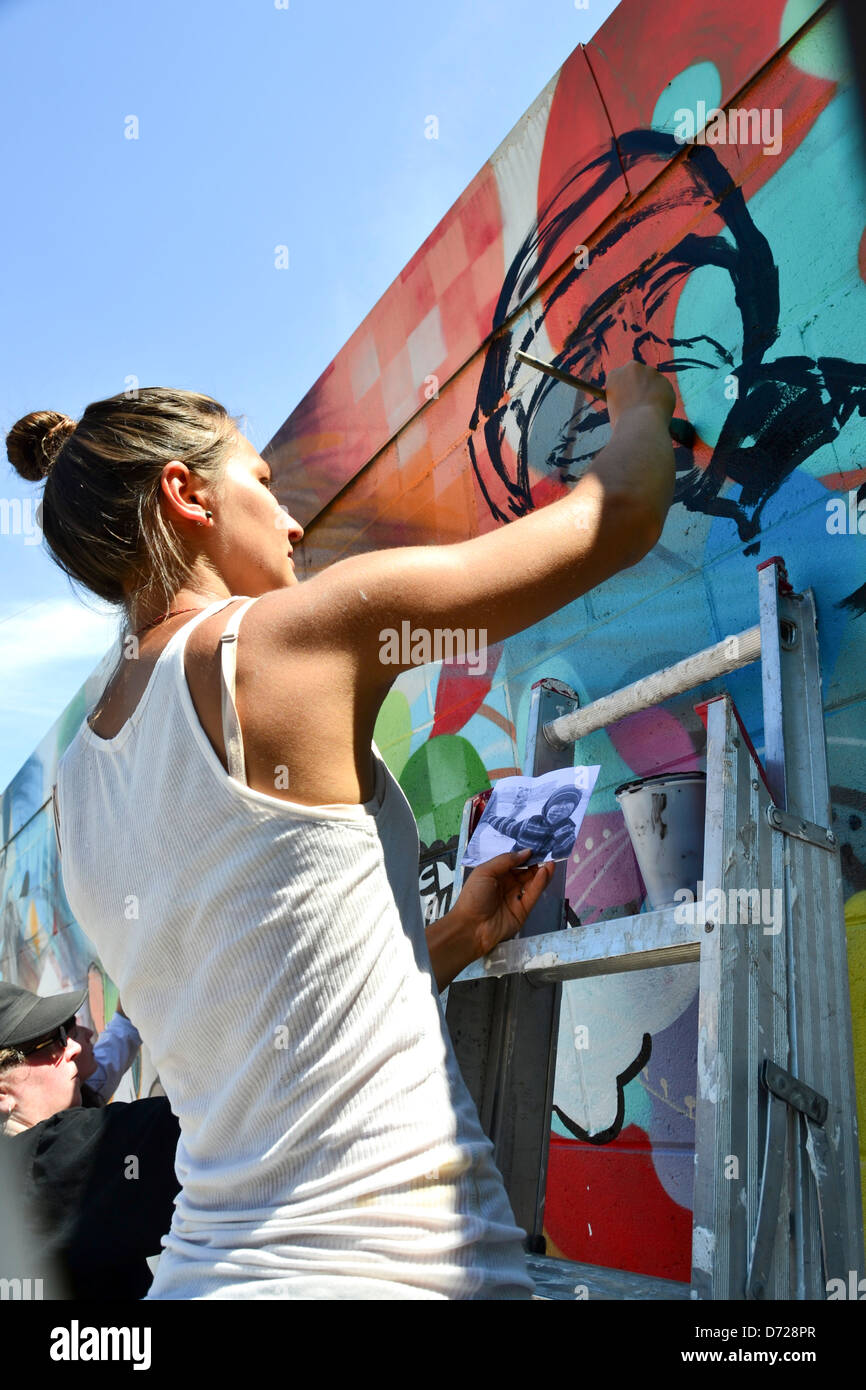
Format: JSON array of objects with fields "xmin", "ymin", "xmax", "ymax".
[{"xmin": 514, "ymin": 350, "xmax": 696, "ymax": 448}]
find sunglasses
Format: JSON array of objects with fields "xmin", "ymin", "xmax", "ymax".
[{"xmin": 22, "ymin": 1021, "xmax": 73, "ymax": 1058}]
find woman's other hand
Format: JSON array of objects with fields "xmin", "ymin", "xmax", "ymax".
[{"xmin": 426, "ymin": 849, "xmax": 556, "ymax": 991}]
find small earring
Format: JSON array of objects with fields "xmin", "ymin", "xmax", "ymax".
[{"xmin": 199, "ymin": 510, "xmax": 213, "ymax": 525}]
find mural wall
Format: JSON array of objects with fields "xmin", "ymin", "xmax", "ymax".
[
  {"xmin": 2, "ymin": 0, "xmax": 863, "ymax": 1285},
  {"xmin": 0, "ymin": 644, "xmax": 160, "ymax": 1105},
  {"xmin": 263, "ymin": 0, "xmax": 866, "ymax": 1280}
]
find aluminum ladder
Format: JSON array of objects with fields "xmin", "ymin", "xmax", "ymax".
[{"xmin": 443, "ymin": 556, "xmax": 864, "ymax": 1300}]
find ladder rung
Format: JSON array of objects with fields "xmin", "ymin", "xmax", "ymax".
[
  {"xmin": 452, "ymin": 904, "xmax": 702, "ymax": 985},
  {"xmin": 527, "ymin": 1253, "xmax": 691, "ymax": 1300},
  {"xmin": 543, "ymin": 625, "xmax": 761, "ymax": 749}
]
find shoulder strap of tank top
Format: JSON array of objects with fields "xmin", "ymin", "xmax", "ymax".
[{"xmin": 218, "ymin": 597, "xmax": 261, "ymax": 784}]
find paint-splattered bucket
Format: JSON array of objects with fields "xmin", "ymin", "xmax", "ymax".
[{"xmin": 614, "ymin": 771, "xmax": 707, "ymax": 910}]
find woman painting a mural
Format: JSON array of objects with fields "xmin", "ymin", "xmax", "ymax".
[{"xmin": 6, "ymin": 358, "xmax": 675, "ymax": 1299}]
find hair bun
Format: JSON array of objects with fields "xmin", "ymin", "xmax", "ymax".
[{"xmin": 6, "ymin": 410, "xmax": 77, "ymax": 483}]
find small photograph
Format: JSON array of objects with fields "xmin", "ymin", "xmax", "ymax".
[{"xmin": 462, "ymin": 765, "xmax": 600, "ymax": 868}]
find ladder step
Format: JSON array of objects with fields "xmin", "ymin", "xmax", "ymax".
[
  {"xmin": 452, "ymin": 904, "xmax": 703, "ymax": 985},
  {"xmin": 542, "ymin": 626, "xmax": 761, "ymax": 749},
  {"xmin": 527, "ymin": 1253, "xmax": 691, "ymax": 1300}
]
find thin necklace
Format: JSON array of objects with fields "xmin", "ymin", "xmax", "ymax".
[{"xmin": 131, "ymin": 601, "xmax": 222, "ymax": 639}]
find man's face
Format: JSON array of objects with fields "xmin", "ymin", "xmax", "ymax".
[{"xmin": 0, "ymin": 1032, "xmax": 82, "ymax": 1129}]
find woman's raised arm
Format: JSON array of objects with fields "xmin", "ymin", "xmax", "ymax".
[{"xmin": 272, "ymin": 361, "xmax": 677, "ymax": 691}]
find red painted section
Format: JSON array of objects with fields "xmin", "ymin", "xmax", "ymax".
[
  {"xmin": 515, "ymin": 47, "xmax": 627, "ymax": 320},
  {"xmin": 545, "ymin": 1126, "xmax": 692, "ymax": 1281},
  {"xmin": 265, "ymin": 164, "xmax": 505, "ymax": 529},
  {"xmin": 431, "ymin": 644, "xmax": 503, "ymax": 738},
  {"xmin": 583, "ymin": 0, "xmax": 830, "ymax": 201},
  {"xmin": 821, "ymin": 468, "xmax": 866, "ymax": 490}
]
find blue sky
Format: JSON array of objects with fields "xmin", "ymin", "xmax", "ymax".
[{"xmin": 0, "ymin": 0, "xmax": 618, "ymax": 793}]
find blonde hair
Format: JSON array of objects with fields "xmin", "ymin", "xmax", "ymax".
[{"xmin": 6, "ymin": 388, "xmax": 242, "ymax": 628}]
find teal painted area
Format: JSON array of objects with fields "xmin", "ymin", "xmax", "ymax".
[
  {"xmin": 675, "ymin": 79, "xmax": 866, "ymax": 481},
  {"xmin": 503, "ymin": 650, "xmax": 636, "ymax": 815},
  {"xmin": 780, "ymin": 0, "xmax": 837, "ymax": 58},
  {"xmin": 786, "ymin": 7, "xmax": 855, "ymax": 85},
  {"xmin": 623, "ymin": 1072, "xmax": 653, "ymax": 1131},
  {"xmin": 550, "ymin": 1085, "xmax": 656, "ymax": 1140},
  {"xmin": 551, "ymin": 1109, "xmax": 574, "ymax": 1138},
  {"xmin": 651, "ymin": 61, "xmax": 722, "ymax": 135},
  {"xmin": 674, "ymin": 247, "xmax": 742, "ymax": 451},
  {"xmin": 458, "ymin": 702, "xmax": 517, "ymax": 776}
]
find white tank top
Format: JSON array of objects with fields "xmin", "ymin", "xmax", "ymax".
[{"xmin": 54, "ymin": 596, "xmax": 533, "ymax": 1299}]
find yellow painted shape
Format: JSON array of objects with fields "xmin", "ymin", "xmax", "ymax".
[{"xmin": 845, "ymin": 891, "xmax": 866, "ymax": 1220}]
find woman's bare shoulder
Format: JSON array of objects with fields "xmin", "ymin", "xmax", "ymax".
[
  {"xmin": 187, "ymin": 587, "xmax": 310, "ymax": 656},
  {"xmin": 183, "ymin": 587, "xmax": 376, "ymax": 801}
]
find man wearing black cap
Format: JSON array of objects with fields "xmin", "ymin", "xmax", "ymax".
[
  {"xmin": 0, "ymin": 983, "xmax": 88, "ymax": 1132},
  {"xmin": 0, "ymin": 982, "xmax": 180, "ymax": 1299},
  {"xmin": 0, "ymin": 981, "xmax": 143, "ymax": 1121}
]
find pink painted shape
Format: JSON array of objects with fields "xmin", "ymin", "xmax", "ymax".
[
  {"xmin": 565, "ymin": 812, "xmax": 645, "ymax": 920},
  {"xmin": 607, "ymin": 707, "xmax": 701, "ymax": 779}
]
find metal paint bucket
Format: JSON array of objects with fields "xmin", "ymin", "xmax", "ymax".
[{"xmin": 614, "ymin": 771, "xmax": 707, "ymax": 910}]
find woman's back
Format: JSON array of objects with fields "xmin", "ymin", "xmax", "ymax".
[
  {"xmin": 55, "ymin": 596, "xmax": 533, "ymax": 1299},
  {"xmin": 15, "ymin": 361, "xmax": 676, "ymax": 1298}
]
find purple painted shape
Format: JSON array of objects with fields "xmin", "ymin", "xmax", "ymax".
[
  {"xmin": 608, "ymin": 707, "xmax": 702, "ymax": 779},
  {"xmin": 643, "ymin": 987, "xmax": 699, "ymax": 1210},
  {"xmin": 564, "ymin": 810, "xmax": 646, "ymax": 923}
]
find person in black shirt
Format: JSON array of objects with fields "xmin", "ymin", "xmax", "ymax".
[
  {"xmin": 4, "ymin": 1095, "xmax": 180, "ymax": 1299},
  {"xmin": 0, "ymin": 981, "xmax": 180, "ymax": 1299}
]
